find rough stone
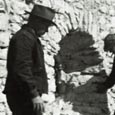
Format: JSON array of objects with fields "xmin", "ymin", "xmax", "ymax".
[
  {"xmin": 10, "ymin": 1, "xmax": 28, "ymax": 15},
  {"xmin": 44, "ymin": 53, "xmax": 54, "ymax": 66},
  {"xmin": 0, "ymin": 32, "xmax": 10, "ymax": 48},
  {"xmin": 0, "ymin": 0, "xmax": 115, "ymax": 115},
  {"xmin": 0, "ymin": 48, "xmax": 7, "ymax": 60},
  {"xmin": 0, "ymin": 14, "xmax": 9, "ymax": 31},
  {"xmin": 0, "ymin": 0, "xmax": 7, "ymax": 12}
]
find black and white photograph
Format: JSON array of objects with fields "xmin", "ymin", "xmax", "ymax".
[{"xmin": 0, "ymin": 0, "xmax": 115, "ymax": 115}]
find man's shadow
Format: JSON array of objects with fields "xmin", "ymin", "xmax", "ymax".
[
  {"xmin": 54, "ymin": 30, "xmax": 110, "ymax": 115},
  {"xmin": 62, "ymin": 73, "xmax": 109, "ymax": 115}
]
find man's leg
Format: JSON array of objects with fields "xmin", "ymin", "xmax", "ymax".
[
  {"xmin": 6, "ymin": 92, "xmax": 43, "ymax": 115},
  {"xmin": 6, "ymin": 92, "xmax": 33, "ymax": 115}
]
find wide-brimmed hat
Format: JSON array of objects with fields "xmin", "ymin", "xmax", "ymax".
[{"xmin": 26, "ymin": 4, "xmax": 56, "ymax": 26}]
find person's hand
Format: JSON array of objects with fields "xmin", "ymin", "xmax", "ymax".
[
  {"xmin": 32, "ymin": 95, "xmax": 45, "ymax": 113},
  {"xmin": 96, "ymin": 83, "xmax": 108, "ymax": 93}
]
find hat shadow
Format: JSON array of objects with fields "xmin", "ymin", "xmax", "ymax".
[{"xmin": 58, "ymin": 31, "xmax": 103, "ymax": 73}]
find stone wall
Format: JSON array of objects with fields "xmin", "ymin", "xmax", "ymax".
[{"xmin": 0, "ymin": 0, "xmax": 115, "ymax": 115}]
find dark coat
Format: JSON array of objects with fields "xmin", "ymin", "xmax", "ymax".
[
  {"xmin": 3, "ymin": 25, "xmax": 48, "ymax": 98},
  {"xmin": 103, "ymin": 57, "xmax": 115, "ymax": 88}
]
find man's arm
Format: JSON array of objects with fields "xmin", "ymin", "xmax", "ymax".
[
  {"xmin": 103, "ymin": 57, "xmax": 115, "ymax": 88},
  {"xmin": 13, "ymin": 34, "xmax": 39, "ymax": 98},
  {"xmin": 96, "ymin": 57, "xmax": 115, "ymax": 93},
  {"xmin": 13, "ymin": 34, "xmax": 45, "ymax": 113}
]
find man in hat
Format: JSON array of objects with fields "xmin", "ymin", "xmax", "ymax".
[
  {"xmin": 97, "ymin": 34, "xmax": 115, "ymax": 93},
  {"xmin": 3, "ymin": 4, "xmax": 56, "ymax": 115}
]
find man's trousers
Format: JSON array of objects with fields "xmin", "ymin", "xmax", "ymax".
[{"xmin": 6, "ymin": 91, "xmax": 42, "ymax": 115}]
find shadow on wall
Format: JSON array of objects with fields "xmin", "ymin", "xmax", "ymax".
[
  {"xmin": 54, "ymin": 31, "xmax": 110, "ymax": 115},
  {"xmin": 58, "ymin": 31, "xmax": 103, "ymax": 73},
  {"xmin": 62, "ymin": 74, "xmax": 109, "ymax": 115}
]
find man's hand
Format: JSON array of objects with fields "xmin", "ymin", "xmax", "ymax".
[{"xmin": 32, "ymin": 95, "xmax": 45, "ymax": 113}]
